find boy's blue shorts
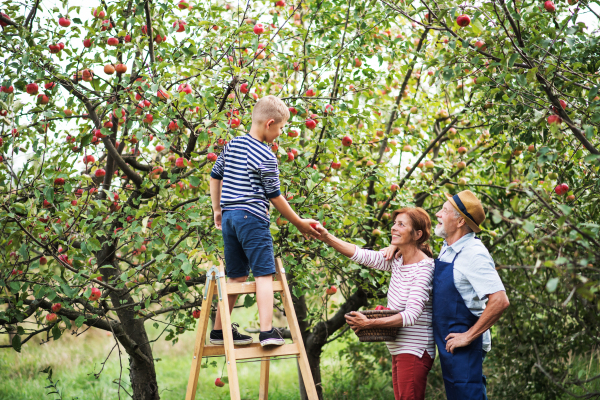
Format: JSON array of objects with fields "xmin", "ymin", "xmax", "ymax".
[{"xmin": 221, "ymin": 210, "xmax": 276, "ymax": 278}]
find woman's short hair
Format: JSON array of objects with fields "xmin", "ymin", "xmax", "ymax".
[{"xmin": 391, "ymin": 207, "xmax": 433, "ymax": 258}]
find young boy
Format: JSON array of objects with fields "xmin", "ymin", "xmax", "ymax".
[{"xmin": 209, "ymin": 95, "xmax": 319, "ymax": 347}]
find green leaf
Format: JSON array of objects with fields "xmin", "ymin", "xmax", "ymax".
[
  {"xmin": 44, "ymin": 186, "xmax": 54, "ymax": 204},
  {"xmin": 74, "ymin": 315, "xmax": 87, "ymax": 328},
  {"xmin": 588, "ymin": 85, "xmax": 599, "ymax": 101},
  {"xmin": 52, "ymin": 324, "xmax": 62, "ymax": 340},
  {"xmin": 508, "ymin": 53, "xmax": 519, "ymax": 67},
  {"xmin": 546, "ymin": 277, "xmax": 559, "ymax": 293},
  {"xmin": 243, "ymin": 294, "xmax": 255, "ymax": 308},
  {"xmin": 523, "ymin": 221, "xmax": 535, "ymax": 234},
  {"xmin": 557, "ymin": 204, "xmax": 572, "ymax": 216},
  {"xmin": 11, "ymin": 335, "xmax": 21, "ymax": 353}
]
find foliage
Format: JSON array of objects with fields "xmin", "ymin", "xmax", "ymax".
[{"xmin": 0, "ymin": 0, "xmax": 599, "ymax": 398}]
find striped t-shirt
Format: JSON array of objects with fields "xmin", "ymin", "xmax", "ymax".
[
  {"xmin": 210, "ymin": 134, "xmax": 281, "ymax": 221},
  {"xmin": 351, "ymin": 248, "xmax": 435, "ymax": 358}
]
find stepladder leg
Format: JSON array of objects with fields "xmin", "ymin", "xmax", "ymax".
[
  {"xmin": 217, "ymin": 261, "xmax": 242, "ymax": 400},
  {"xmin": 275, "ymin": 258, "xmax": 320, "ymax": 400},
  {"xmin": 185, "ymin": 273, "xmax": 216, "ymax": 400},
  {"xmin": 259, "ymin": 357, "xmax": 270, "ymax": 400}
]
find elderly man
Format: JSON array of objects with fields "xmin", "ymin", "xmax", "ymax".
[{"xmin": 433, "ymin": 190, "xmax": 509, "ymax": 400}]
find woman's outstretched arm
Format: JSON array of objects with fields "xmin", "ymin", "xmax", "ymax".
[{"xmin": 314, "ymin": 225, "xmax": 356, "ymax": 257}]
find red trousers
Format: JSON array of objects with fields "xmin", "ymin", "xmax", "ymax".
[{"xmin": 392, "ymin": 351, "xmax": 434, "ymax": 400}]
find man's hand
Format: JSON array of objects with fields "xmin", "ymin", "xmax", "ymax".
[
  {"xmin": 345, "ymin": 311, "xmax": 371, "ymax": 333},
  {"xmin": 214, "ymin": 211, "xmax": 222, "ymax": 230},
  {"xmin": 296, "ymin": 218, "xmax": 320, "ymax": 239},
  {"xmin": 445, "ymin": 332, "xmax": 473, "ymax": 354},
  {"xmin": 381, "ymin": 245, "xmax": 399, "ymax": 261}
]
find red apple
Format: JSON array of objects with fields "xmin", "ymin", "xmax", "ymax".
[
  {"xmin": 240, "ymin": 82, "xmax": 249, "ymax": 93},
  {"xmin": 289, "ymin": 106, "xmax": 298, "ymax": 115},
  {"xmin": 305, "ymin": 118, "xmax": 317, "ymax": 130},
  {"xmin": 89, "ymin": 287, "xmax": 102, "ymax": 301},
  {"xmin": 173, "ymin": 20, "xmax": 187, "ymax": 32},
  {"xmin": 95, "ymin": 168, "xmax": 106, "ymax": 177},
  {"xmin": 341, "ymin": 136, "xmax": 352, "ymax": 147},
  {"xmin": 457, "ymin": 146, "xmax": 468, "ymax": 155},
  {"xmin": 46, "ymin": 313, "xmax": 58, "ymax": 323},
  {"xmin": 168, "ymin": 120, "xmax": 179, "ymax": 131},
  {"xmin": 547, "ymin": 115, "xmax": 562, "ymax": 125},
  {"xmin": 83, "ymin": 38, "xmax": 92, "ymax": 48},
  {"xmin": 176, "ymin": 157, "xmax": 186, "ymax": 168},
  {"xmin": 390, "ymin": 184, "xmax": 399, "ymax": 191},
  {"xmin": 215, "ymin": 378, "xmax": 225, "ymax": 387},
  {"xmin": 287, "ymin": 151, "xmax": 294, "ymax": 162},
  {"xmin": 178, "ymin": 0, "xmax": 189, "ymax": 9},
  {"xmin": 51, "ymin": 303, "xmax": 62, "ymax": 312},
  {"xmin": 107, "ymin": 37, "xmax": 119, "ymax": 46},
  {"xmin": 26, "ymin": 83, "xmax": 39, "ymax": 95},
  {"xmin": 143, "ymin": 114, "xmax": 154, "ymax": 124},
  {"xmin": 59, "ymin": 17, "xmax": 71, "ymax": 27},
  {"xmin": 326, "ymin": 286, "xmax": 337, "ymax": 295},
  {"xmin": 115, "ymin": 64, "xmax": 127, "ymax": 74},
  {"xmin": 456, "ymin": 14, "xmax": 471, "ymax": 27},
  {"xmin": 354, "ymin": 58, "xmax": 362, "ymax": 67},
  {"xmin": 39, "ymin": 256, "xmax": 48, "ymax": 265},
  {"xmin": 54, "ymin": 177, "xmax": 65, "ymax": 186},
  {"xmin": 178, "ymin": 83, "xmax": 193, "ymax": 94},
  {"xmin": 544, "ymin": 1, "xmax": 556, "ymax": 12},
  {"xmin": 554, "ymin": 183, "xmax": 569, "ymax": 195},
  {"xmin": 305, "ymin": 88, "xmax": 316, "ymax": 97},
  {"xmin": 331, "ymin": 161, "xmax": 341, "ymax": 169},
  {"xmin": 192, "ymin": 310, "xmax": 201, "ymax": 318},
  {"xmin": 253, "ymin": 23, "xmax": 264, "ymax": 34}
]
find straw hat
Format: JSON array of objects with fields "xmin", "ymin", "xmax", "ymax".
[{"xmin": 444, "ymin": 190, "xmax": 485, "ymax": 233}]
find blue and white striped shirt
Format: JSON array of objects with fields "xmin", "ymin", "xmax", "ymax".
[{"xmin": 210, "ymin": 134, "xmax": 281, "ymax": 221}]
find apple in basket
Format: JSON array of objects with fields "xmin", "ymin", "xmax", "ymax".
[{"xmin": 374, "ymin": 305, "xmax": 391, "ymax": 311}]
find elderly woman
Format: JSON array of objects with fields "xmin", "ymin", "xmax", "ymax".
[{"xmin": 314, "ymin": 207, "xmax": 435, "ymax": 400}]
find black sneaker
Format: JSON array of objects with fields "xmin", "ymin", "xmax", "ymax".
[
  {"xmin": 210, "ymin": 323, "xmax": 253, "ymax": 345},
  {"xmin": 259, "ymin": 327, "xmax": 285, "ymax": 347}
]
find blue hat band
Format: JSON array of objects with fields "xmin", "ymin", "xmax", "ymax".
[{"xmin": 452, "ymin": 194, "xmax": 477, "ymax": 224}]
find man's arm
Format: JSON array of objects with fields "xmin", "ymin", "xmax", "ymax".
[
  {"xmin": 445, "ymin": 290, "xmax": 510, "ymax": 354},
  {"xmin": 210, "ymin": 177, "xmax": 223, "ymax": 230},
  {"xmin": 270, "ymin": 195, "xmax": 319, "ymax": 238}
]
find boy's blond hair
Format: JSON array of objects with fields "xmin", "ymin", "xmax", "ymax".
[{"xmin": 252, "ymin": 95, "xmax": 290, "ymax": 123}]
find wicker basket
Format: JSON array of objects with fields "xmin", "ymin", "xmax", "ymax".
[{"xmin": 346, "ymin": 310, "xmax": 400, "ymax": 342}]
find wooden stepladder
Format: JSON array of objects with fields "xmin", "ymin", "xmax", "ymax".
[{"xmin": 185, "ymin": 258, "xmax": 318, "ymax": 400}]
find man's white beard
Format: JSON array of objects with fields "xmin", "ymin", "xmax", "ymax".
[{"xmin": 434, "ymin": 223, "xmax": 447, "ymax": 238}]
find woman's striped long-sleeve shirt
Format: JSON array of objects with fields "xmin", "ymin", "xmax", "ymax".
[{"xmin": 351, "ymin": 247, "xmax": 435, "ymax": 358}]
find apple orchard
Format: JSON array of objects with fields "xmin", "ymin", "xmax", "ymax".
[{"xmin": 1, "ymin": 0, "xmax": 599, "ymax": 399}]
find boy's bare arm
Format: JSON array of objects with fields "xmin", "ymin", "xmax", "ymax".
[
  {"xmin": 210, "ymin": 177, "xmax": 223, "ymax": 230},
  {"xmin": 270, "ymin": 195, "xmax": 320, "ymax": 238}
]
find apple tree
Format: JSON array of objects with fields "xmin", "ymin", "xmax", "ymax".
[{"xmin": 1, "ymin": 0, "xmax": 599, "ymax": 399}]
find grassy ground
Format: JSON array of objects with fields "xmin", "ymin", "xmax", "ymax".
[{"xmin": 2, "ymin": 300, "xmax": 599, "ymax": 400}]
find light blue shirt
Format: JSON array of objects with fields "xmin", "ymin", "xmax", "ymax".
[{"xmin": 438, "ymin": 232, "xmax": 506, "ymax": 352}]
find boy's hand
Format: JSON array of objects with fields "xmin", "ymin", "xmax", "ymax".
[
  {"xmin": 381, "ymin": 245, "xmax": 399, "ymax": 261},
  {"xmin": 296, "ymin": 219, "xmax": 321, "ymax": 239},
  {"xmin": 214, "ymin": 211, "xmax": 222, "ymax": 230}
]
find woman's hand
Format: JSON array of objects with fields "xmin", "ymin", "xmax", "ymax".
[
  {"xmin": 314, "ymin": 224, "xmax": 330, "ymax": 242},
  {"xmin": 345, "ymin": 311, "xmax": 371, "ymax": 333},
  {"xmin": 381, "ymin": 245, "xmax": 399, "ymax": 261}
]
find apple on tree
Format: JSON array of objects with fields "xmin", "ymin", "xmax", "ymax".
[
  {"xmin": 456, "ymin": 14, "xmax": 471, "ymax": 27},
  {"xmin": 326, "ymin": 286, "xmax": 337, "ymax": 296},
  {"xmin": 46, "ymin": 313, "xmax": 58, "ymax": 323}
]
